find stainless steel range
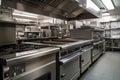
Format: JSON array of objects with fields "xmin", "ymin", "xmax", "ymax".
[
  {"xmin": 69, "ymin": 26, "xmax": 105, "ymax": 63},
  {"xmin": 0, "ymin": 43, "xmax": 59, "ymax": 80},
  {"xmin": 59, "ymin": 40, "xmax": 93, "ymax": 80},
  {"xmin": 25, "ymin": 38, "xmax": 93, "ymax": 80}
]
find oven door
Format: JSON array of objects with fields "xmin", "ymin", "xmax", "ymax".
[
  {"xmin": 81, "ymin": 47, "xmax": 93, "ymax": 73},
  {"xmin": 8, "ymin": 53, "xmax": 56, "ymax": 80},
  {"xmin": 59, "ymin": 50, "xmax": 82, "ymax": 80},
  {"xmin": 92, "ymin": 41, "xmax": 103, "ymax": 62}
]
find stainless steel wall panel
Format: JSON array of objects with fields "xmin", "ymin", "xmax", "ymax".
[
  {"xmin": 70, "ymin": 28, "xmax": 92, "ymax": 39},
  {"xmin": 0, "ymin": 23, "xmax": 16, "ymax": 46}
]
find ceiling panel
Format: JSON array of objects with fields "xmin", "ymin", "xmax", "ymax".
[
  {"xmin": 109, "ymin": 9, "xmax": 120, "ymax": 15},
  {"xmin": 113, "ymin": 0, "xmax": 120, "ymax": 8},
  {"xmin": 92, "ymin": 0, "xmax": 105, "ymax": 9},
  {"xmin": 92, "ymin": 0, "xmax": 120, "ymax": 16},
  {"xmin": 108, "ymin": 0, "xmax": 120, "ymax": 15}
]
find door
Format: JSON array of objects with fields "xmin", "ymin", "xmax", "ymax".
[
  {"xmin": 60, "ymin": 57, "xmax": 80, "ymax": 80},
  {"xmin": 81, "ymin": 47, "xmax": 92, "ymax": 73}
]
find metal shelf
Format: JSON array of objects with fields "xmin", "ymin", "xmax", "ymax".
[
  {"xmin": 111, "ymin": 46, "xmax": 120, "ymax": 49},
  {"xmin": 105, "ymin": 28, "xmax": 120, "ymax": 30},
  {"xmin": 105, "ymin": 37, "xmax": 120, "ymax": 39}
]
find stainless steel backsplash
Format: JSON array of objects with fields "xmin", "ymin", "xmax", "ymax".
[{"xmin": 0, "ymin": 23, "xmax": 16, "ymax": 46}]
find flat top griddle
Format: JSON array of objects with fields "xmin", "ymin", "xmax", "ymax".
[{"xmin": 32, "ymin": 38, "xmax": 93, "ymax": 50}]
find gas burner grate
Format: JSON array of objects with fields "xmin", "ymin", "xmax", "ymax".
[{"xmin": 0, "ymin": 44, "xmax": 48, "ymax": 55}]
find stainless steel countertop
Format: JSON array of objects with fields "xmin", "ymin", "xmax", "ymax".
[
  {"xmin": 0, "ymin": 47, "xmax": 59, "ymax": 65},
  {"xmin": 57, "ymin": 40, "xmax": 93, "ymax": 50},
  {"xmin": 24, "ymin": 39, "xmax": 93, "ymax": 51}
]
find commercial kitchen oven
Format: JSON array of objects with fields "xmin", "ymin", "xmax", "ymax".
[
  {"xmin": 69, "ymin": 26, "xmax": 104, "ymax": 41},
  {"xmin": 59, "ymin": 40, "xmax": 93, "ymax": 79},
  {"xmin": 0, "ymin": 43, "xmax": 59, "ymax": 80},
  {"xmin": 24, "ymin": 39, "xmax": 82, "ymax": 80},
  {"xmin": 69, "ymin": 26, "xmax": 105, "ymax": 63},
  {"xmin": 24, "ymin": 38, "xmax": 93, "ymax": 80},
  {"xmin": 59, "ymin": 42, "xmax": 82, "ymax": 80},
  {"xmin": 40, "ymin": 23, "xmax": 61, "ymax": 38}
]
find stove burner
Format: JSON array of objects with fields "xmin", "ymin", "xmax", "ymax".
[{"xmin": 0, "ymin": 44, "xmax": 48, "ymax": 55}]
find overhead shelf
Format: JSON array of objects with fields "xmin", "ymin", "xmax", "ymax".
[
  {"xmin": 0, "ymin": 17, "xmax": 15, "ymax": 23},
  {"xmin": 111, "ymin": 46, "xmax": 120, "ymax": 49},
  {"xmin": 105, "ymin": 37, "xmax": 120, "ymax": 51},
  {"xmin": 0, "ymin": 17, "xmax": 36, "ymax": 26},
  {"xmin": 24, "ymin": 31, "xmax": 40, "ymax": 33},
  {"xmin": 105, "ymin": 37, "xmax": 120, "ymax": 39},
  {"xmin": 16, "ymin": 37, "xmax": 58, "ymax": 42},
  {"xmin": 105, "ymin": 28, "xmax": 120, "ymax": 30}
]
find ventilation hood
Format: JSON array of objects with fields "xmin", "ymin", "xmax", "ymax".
[{"xmin": 1, "ymin": 0, "xmax": 101, "ymax": 20}]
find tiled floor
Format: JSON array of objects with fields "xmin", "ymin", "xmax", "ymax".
[{"xmin": 80, "ymin": 51, "xmax": 120, "ymax": 80}]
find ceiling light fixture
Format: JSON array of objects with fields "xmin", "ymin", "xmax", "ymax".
[
  {"xmin": 0, "ymin": 0, "xmax": 1, "ymax": 5},
  {"xmin": 13, "ymin": 13, "xmax": 38, "ymax": 18},
  {"xmin": 15, "ymin": 18, "xmax": 35, "ymax": 22},
  {"xmin": 102, "ymin": 13, "xmax": 110, "ymax": 16},
  {"xmin": 101, "ymin": 0, "xmax": 115, "ymax": 10},
  {"xmin": 75, "ymin": 0, "xmax": 79, "ymax": 3},
  {"xmin": 13, "ymin": 10, "xmax": 38, "ymax": 18}
]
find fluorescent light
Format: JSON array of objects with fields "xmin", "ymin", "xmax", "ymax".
[
  {"xmin": 13, "ymin": 13, "xmax": 38, "ymax": 18},
  {"xmin": 102, "ymin": 13, "xmax": 110, "ymax": 16},
  {"xmin": 43, "ymin": 19, "xmax": 54, "ymax": 23},
  {"xmin": 101, "ymin": 16, "xmax": 117, "ymax": 22},
  {"xmin": 87, "ymin": 0, "xmax": 100, "ymax": 11},
  {"xmin": 0, "ymin": 0, "xmax": 1, "ymax": 5},
  {"xmin": 111, "ymin": 18, "xmax": 117, "ymax": 21},
  {"xmin": 13, "ymin": 10, "xmax": 38, "ymax": 18},
  {"xmin": 75, "ymin": 0, "xmax": 79, "ymax": 3},
  {"xmin": 101, "ymin": 0, "xmax": 115, "ymax": 10},
  {"xmin": 15, "ymin": 18, "xmax": 35, "ymax": 22}
]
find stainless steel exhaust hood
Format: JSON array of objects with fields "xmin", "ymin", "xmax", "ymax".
[{"xmin": 1, "ymin": 0, "xmax": 101, "ymax": 20}]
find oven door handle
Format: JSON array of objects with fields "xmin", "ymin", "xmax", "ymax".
[
  {"xmin": 93, "ymin": 41, "xmax": 103, "ymax": 45},
  {"xmin": 81, "ymin": 47, "xmax": 93, "ymax": 53},
  {"xmin": 60, "ymin": 47, "xmax": 93, "ymax": 65},
  {"xmin": 59, "ymin": 50, "xmax": 82, "ymax": 65}
]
